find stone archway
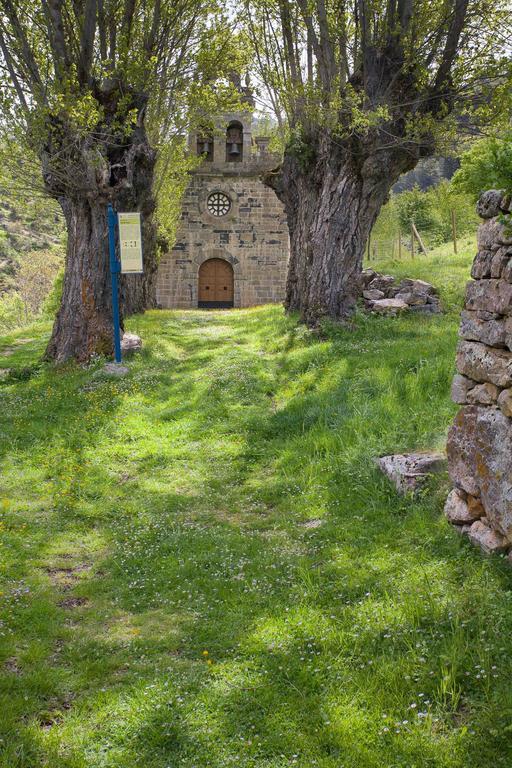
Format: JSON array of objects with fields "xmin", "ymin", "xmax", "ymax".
[{"xmin": 198, "ymin": 258, "xmax": 234, "ymax": 309}]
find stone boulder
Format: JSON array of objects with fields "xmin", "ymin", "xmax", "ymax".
[
  {"xmin": 467, "ymin": 382, "xmax": 499, "ymax": 405},
  {"xmin": 456, "ymin": 341, "xmax": 512, "ymax": 388},
  {"xmin": 450, "ymin": 374, "xmax": 475, "ymax": 404},
  {"xmin": 378, "ymin": 453, "xmax": 446, "ymax": 495},
  {"xmin": 497, "ymin": 388, "xmax": 512, "ymax": 417},
  {"xmin": 476, "ymin": 219, "xmax": 512, "ymax": 251},
  {"xmin": 465, "ymin": 279, "xmax": 512, "ymax": 316},
  {"xmin": 370, "ymin": 298, "xmax": 409, "ymax": 315},
  {"xmin": 476, "ymin": 190, "xmax": 507, "ymax": 220},
  {"xmin": 368, "ymin": 275, "xmax": 396, "ymax": 293},
  {"xmin": 360, "ymin": 269, "xmax": 378, "ymax": 288},
  {"xmin": 363, "ymin": 289, "xmax": 385, "ymax": 301},
  {"xmin": 471, "ymin": 251, "xmax": 493, "ymax": 280},
  {"xmin": 394, "ymin": 277, "xmax": 436, "ymax": 297},
  {"xmin": 121, "ymin": 333, "xmax": 142, "ymax": 355},
  {"xmin": 450, "ymin": 374, "xmax": 499, "ymax": 406},
  {"xmin": 395, "ymin": 291, "xmax": 428, "ymax": 306},
  {"xmin": 459, "ymin": 310, "xmax": 508, "ymax": 349},
  {"xmin": 468, "ymin": 520, "xmax": 509, "ymax": 554},
  {"xmin": 444, "ymin": 489, "xmax": 482, "ymax": 525}
]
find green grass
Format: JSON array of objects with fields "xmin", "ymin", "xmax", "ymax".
[{"xmin": 2, "ymin": 237, "xmax": 512, "ymax": 767}]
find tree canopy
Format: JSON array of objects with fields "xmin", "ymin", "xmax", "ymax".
[
  {"xmin": 242, "ymin": 0, "xmax": 511, "ymax": 325},
  {"xmin": 0, "ymin": 0, "xmax": 241, "ymax": 199},
  {"xmin": 246, "ymin": 0, "xmax": 511, "ymax": 144},
  {"xmin": 0, "ymin": 0, "xmax": 244, "ymax": 361}
]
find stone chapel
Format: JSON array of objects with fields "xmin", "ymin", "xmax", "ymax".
[{"xmin": 155, "ymin": 99, "xmax": 289, "ymax": 309}]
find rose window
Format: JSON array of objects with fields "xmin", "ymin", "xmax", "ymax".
[{"xmin": 207, "ymin": 192, "xmax": 231, "ymax": 217}]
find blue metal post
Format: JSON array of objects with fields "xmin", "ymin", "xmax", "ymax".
[{"xmin": 107, "ymin": 204, "xmax": 122, "ymax": 363}]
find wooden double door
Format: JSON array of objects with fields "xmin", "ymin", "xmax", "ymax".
[{"xmin": 198, "ymin": 258, "xmax": 234, "ymax": 308}]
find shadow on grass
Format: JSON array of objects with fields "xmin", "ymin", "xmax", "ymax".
[{"xmin": 2, "ymin": 304, "xmax": 512, "ymax": 767}]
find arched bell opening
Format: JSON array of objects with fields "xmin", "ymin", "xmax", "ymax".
[
  {"xmin": 225, "ymin": 121, "xmax": 243, "ymax": 163},
  {"xmin": 198, "ymin": 258, "xmax": 234, "ymax": 308},
  {"xmin": 196, "ymin": 127, "xmax": 214, "ymax": 161}
]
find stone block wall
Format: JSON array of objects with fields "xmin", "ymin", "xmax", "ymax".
[
  {"xmin": 155, "ymin": 109, "xmax": 289, "ymax": 310},
  {"xmin": 445, "ymin": 190, "xmax": 512, "ymax": 555},
  {"xmin": 156, "ymin": 172, "xmax": 289, "ymax": 309}
]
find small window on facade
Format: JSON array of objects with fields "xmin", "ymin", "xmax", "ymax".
[
  {"xmin": 226, "ymin": 121, "xmax": 243, "ymax": 162},
  {"xmin": 196, "ymin": 128, "xmax": 213, "ymax": 161},
  {"xmin": 207, "ymin": 192, "xmax": 231, "ymax": 216}
]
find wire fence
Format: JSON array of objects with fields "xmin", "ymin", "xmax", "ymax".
[{"xmin": 366, "ymin": 209, "xmax": 469, "ymax": 263}]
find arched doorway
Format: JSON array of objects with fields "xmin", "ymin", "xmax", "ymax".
[{"xmin": 198, "ymin": 258, "xmax": 234, "ymax": 308}]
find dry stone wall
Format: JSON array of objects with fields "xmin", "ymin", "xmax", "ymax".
[{"xmin": 445, "ymin": 190, "xmax": 512, "ymax": 555}]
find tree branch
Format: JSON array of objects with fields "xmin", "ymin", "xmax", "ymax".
[
  {"xmin": 432, "ymin": 0, "xmax": 470, "ymax": 93},
  {"xmin": 78, "ymin": 0, "xmax": 97, "ymax": 84},
  {"xmin": 0, "ymin": 26, "xmax": 29, "ymax": 111},
  {"xmin": 0, "ymin": 0, "xmax": 44, "ymax": 97},
  {"xmin": 121, "ymin": 0, "xmax": 136, "ymax": 47},
  {"xmin": 41, "ymin": 0, "xmax": 71, "ymax": 80}
]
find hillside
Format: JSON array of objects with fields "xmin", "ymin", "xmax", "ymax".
[
  {"xmin": 393, "ymin": 156, "xmax": 460, "ymax": 193},
  {"xmin": 0, "ymin": 194, "xmax": 64, "ymax": 294}
]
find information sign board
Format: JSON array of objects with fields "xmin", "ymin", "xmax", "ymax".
[{"xmin": 118, "ymin": 212, "xmax": 143, "ymax": 273}]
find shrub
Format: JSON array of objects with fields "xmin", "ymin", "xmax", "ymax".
[
  {"xmin": 0, "ymin": 292, "xmax": 25, "ymax": 332},
  {"xmin": 42, "ymin": 267, "xmax": 64, "ymax": 318},
  {"xmin": 452, "ymin": 133, "xmax": 512, "ymax": 198},
  {"xmin": 394, "ymin": 185, "xmax": 443, "ymax": 235},
  {"xmin": 17, "ymin": 248, "xmax": 62, "ymax": 317}
]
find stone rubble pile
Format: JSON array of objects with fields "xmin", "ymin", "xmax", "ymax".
[
  {"xmin": 361, "ymin": 270, "xmax": 442, "ymax": 315},
  {"xmin": 445, "ymin": 190, "xmax": 512, "ymax": 557}
]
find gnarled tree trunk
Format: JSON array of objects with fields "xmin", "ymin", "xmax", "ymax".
[
  {"xmin": 266, "ymin": 131, "xmax": 423, "ymax": 325},
  {"xmin": 43, "ymin": 86, "xmax": 157, "ymax": 363},
  {"xmin": 45, "ymin": 198, "xmax": 116, "ymax": 363}
]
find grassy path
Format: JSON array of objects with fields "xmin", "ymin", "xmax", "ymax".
[{"xmin": 2, "ymin": 244, "xmax": 512, "ymax": 767}]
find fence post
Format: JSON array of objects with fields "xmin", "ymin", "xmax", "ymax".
[
  {"xmin": 411, "ymin": 224, "xmax": 415, "ymax": 259},
  {"xmin": 411, "ymin": 223, "xmax": 427, "ymax": 256},
  {"xmin": 398, "ymin": 230, "xmax": 402, "ymax": 259},
  {"xmin": 451, "ymin": 209, "xmax": 458, "ymax": 254}
]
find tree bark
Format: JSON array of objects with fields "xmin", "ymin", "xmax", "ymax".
[
  {"xmin": 117, "ymin": 137, "xmax": 158, "ymax": 317},
  {"xmin": 45, "ymin": 198, "xmax": 116, "ymax": 363},
  {"xmin": 266, "ymin": 131, "xmax": 421, "ymax": 324},
  {"xmin": 43, "ymin": 86, "xmax": 157, "ymax": 362}
]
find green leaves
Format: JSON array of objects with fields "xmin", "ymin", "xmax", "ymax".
[
  {"xmin": 453, "ymin": 133, "xmax": 512, "ymax": 199},
  {"xmin": 244, "ymin": 0, "xmax": 512, "ymax": 152}
]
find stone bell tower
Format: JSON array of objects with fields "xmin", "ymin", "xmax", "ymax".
[{"xmin": 155, "ymin": 84, "xmax": 289, "ymax": 309}]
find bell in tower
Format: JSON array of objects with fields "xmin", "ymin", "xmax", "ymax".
[
  {"xmin": 226, "ymin": 121, "xmax": 243, "ymax": 163},
  {"xmin": 196, "ymin": 126, "xmax": 213, "ymax": 161}
]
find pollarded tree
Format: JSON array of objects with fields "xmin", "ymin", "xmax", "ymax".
[
  {"xmin": 245, "ymin": 0, "xmax": 510, "ymax": 324},
  {"xmin": 0, "ymin": 0, "xmax": 236, "ymax": 361}
]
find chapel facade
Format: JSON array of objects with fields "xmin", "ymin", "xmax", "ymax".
[{"xmin": 155, "ymin": 102, "xmax": 289, "ymax": 310}]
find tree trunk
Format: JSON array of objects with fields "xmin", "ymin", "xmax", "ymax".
[
  {"xmin": 45, "ymin": 198, "xmax": 117, "ymax": 363},
  {"xmin": 118, "ymin": 138, "xmax": 158, "ymax": 317},
  {"xmin": 43, "ymin": 89, "xmax": 157, "ymax": 362},
  {"xmin": 266, "ymin": 132, "xmax": 420, "ymax": 325}
]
